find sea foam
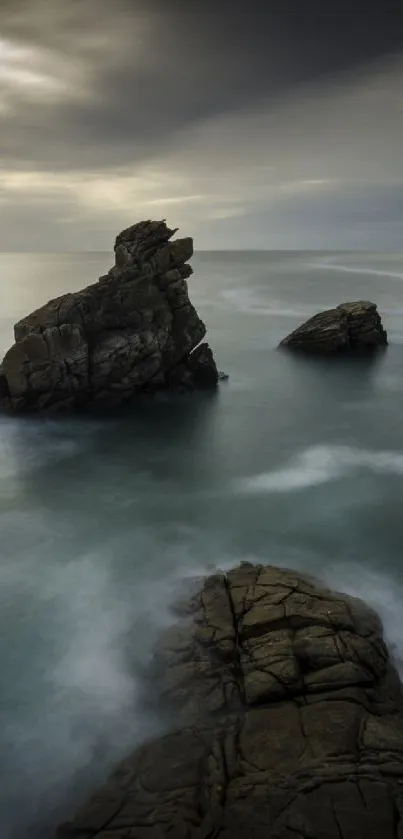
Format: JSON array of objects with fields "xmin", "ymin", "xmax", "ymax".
[{"xmin": 236, "ymin": 444, "xmax": 403, "ymax": 493}]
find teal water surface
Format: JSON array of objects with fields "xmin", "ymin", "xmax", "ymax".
[{"xmin": 1, "ymin": 250, "xmax": 403, "ymax": 836}]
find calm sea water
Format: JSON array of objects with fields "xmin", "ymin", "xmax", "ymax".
[{"xmin": 1, "ymin": 250, "xmax": 403, "ymax": 836}]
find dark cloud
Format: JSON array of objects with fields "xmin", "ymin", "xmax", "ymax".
[
  {"xmin": 2, "ymin": 0, "xmax": 403, "ymax": 171},
  {"xmin": 0, "ymin": 0, "xmax": 402, "ymax": 247}
]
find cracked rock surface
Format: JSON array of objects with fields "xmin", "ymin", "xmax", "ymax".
[
  {"xmin": 0, "ymin": 220, "xmax": 219, "ymax": 413},
  {"xmin": 279, "ymin": 301, "xmax": 388, "ymax": 355},
  {"xmin": 57, "ymin": 563, "xmax": 403, "ymax": 839}
]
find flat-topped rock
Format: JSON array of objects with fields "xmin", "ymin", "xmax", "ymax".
[
  {"xmin": 0, "ymin": 220, "xmax": 220, "ymax": 413},
  {"xmin": 57, "ymin": 563, "xmax": 403, "ymax": 839},
  {"xmin": 280, "ymin": 300, "xmax": 388, "ymax": 355}
]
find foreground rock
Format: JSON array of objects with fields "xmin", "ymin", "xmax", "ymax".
[
  {"xmin": 0, "ymin": 220, "xmax": 220, "ymax": 413},
  {"xmin": 57, "ymin": 563, "xmax": 403, "ymax": 839},
  {"xmin": 280, "ymin": 301, "xmax": 388, "ymax": 355}
]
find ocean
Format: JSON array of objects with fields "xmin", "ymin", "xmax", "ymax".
[{"xmin": 1, "ymin": 250, "xmax": 403, "ymax": 837}]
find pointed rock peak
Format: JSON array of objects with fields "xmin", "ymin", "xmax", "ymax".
[{"xmin": 0, "ymin": 220, "xmax": 221, "ymax": 414}]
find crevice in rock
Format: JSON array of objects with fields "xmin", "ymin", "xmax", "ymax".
[
  {"xmin": 223, "ymin": 574, "xmax": 245, "ymax": 705},
  {"xmin": 330, "ymin": 798, "xmax": 345, "ymax": 839}
]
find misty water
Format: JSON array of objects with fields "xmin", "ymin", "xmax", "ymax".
[{"xmin": 1, "ymin": 250, "xmax": 403, "ymax": 836}]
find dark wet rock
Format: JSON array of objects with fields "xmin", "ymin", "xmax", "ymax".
[
  {"xmin": 0, "ymin": 365, "xmax": 10, "ymax": 401},
  {"xmin": 187, "ymin": 342, "xmax": 218, "ymax": 389},
  {"xmin": 280, "ymin": 300, "xmax": 388, "ymax": 355},
  {"xmin": 57, "ymin": 563, "xmax": 403, "ymax": 839},
  {"xmin": 0, "ymin": 220, "xmax": 221, "ymax": 414},
  {"xmin": 163, "ymin": 342, "xmax": 219, "ymax": 393}
]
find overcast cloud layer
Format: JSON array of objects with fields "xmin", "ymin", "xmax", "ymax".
[{"xmin": 1, "ymin": 0, "xmax": 403, "ymax": 250}]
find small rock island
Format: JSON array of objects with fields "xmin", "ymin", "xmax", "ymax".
[
  {"xmin": 280, "ymin": 301, "xmax": 388, "ymax": 355},
  {"xmin": 0, "ymin": 220, "xmax": 220, "ymax": 414},
  {"xmin": 58, "ymin": 563, "xmax": 403, "ymax": 839}
]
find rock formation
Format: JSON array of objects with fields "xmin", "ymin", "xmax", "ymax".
[
  {"xmin": 57, "ymin": 562, "xmax": 403, "ymax": 839},
  {"xmin": 280, "ymin": 301, "xmax": 388, "ymax": 355},
  {"xmin": 0, "ymin": 220, "xmax": 220, "ymax": 413}
]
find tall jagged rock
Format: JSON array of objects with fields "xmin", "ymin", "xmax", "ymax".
[
  {"xmin": 0, "ymin": 220, "xmax": 219, "ymax": 413},
  {"xmin": 280, "ymin": 301, "xmax": 388, "ymax": 355},
  {"xmin": 57, "ymin": 563, "xmax": 403, "ymax": 839}
]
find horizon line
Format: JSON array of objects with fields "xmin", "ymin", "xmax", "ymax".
[{"xmin": 1, "ymin": 248, "xmax": 402, "ymax": 255}]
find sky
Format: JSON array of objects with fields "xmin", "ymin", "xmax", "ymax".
[{"xmin": 1, "ymin": 0, "xmax": 403, "ymax": 250}]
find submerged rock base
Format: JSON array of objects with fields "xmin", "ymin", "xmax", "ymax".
[
  {"xmin": 0, "ymin": 220, "xmax": 220, "ymax": 414},
  {"xmin": 57, "ymin": 563, "xmax": 403, "ymax": 839},
  {"xmin": 280, "ymin": 301, "xmax": 388, "ymax": 355}
]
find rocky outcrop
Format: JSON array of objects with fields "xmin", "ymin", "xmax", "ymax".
[
  {"xmin": 0, "ymin": 220, "xmax": 220, "ymax": 413},
  {"xmin": 280, "ymin": 301, "xmax": 388, "ymax": 355},
  {"xmin": 57, "ymin": 563, "xmax": 403, "ymax": 839},
  {"xmin": 165, "ymin": 343, "xmax": 219, "ymax": 393}
]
